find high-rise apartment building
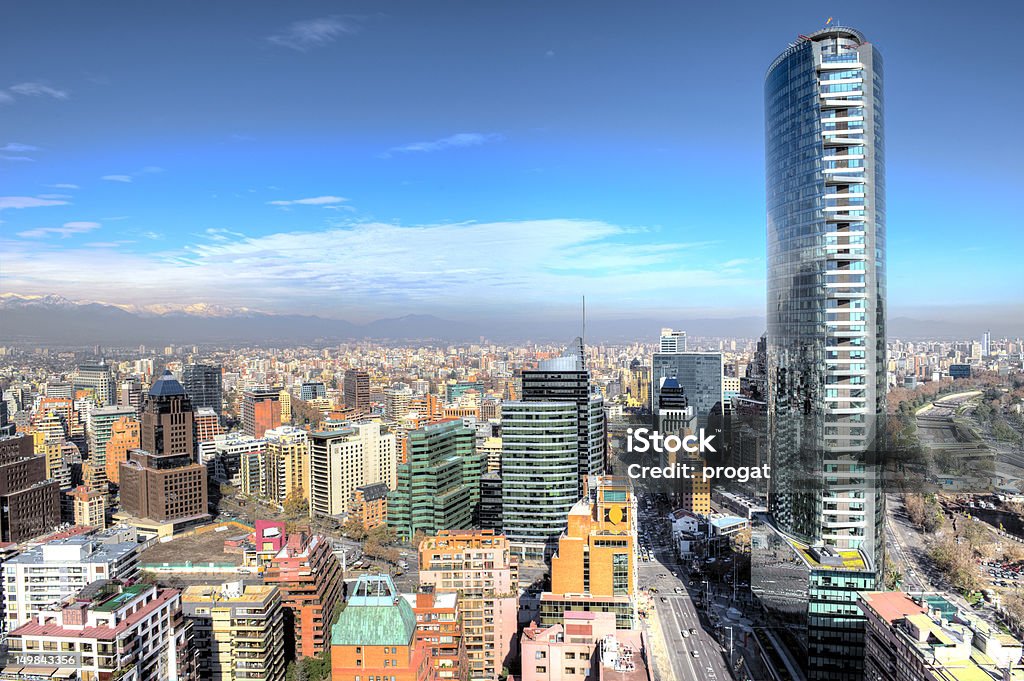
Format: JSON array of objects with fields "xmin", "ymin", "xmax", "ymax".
[
  {"xmin": 330, "ymin": 574, "xmax": 432, "ymax": 681},
  {"xmin": 6, "ymin": 581, "xmax": 198, "ymax": 681},
  {"xmin": 263, "ymin": 425, "xmax": 310, "ymax": 504},
  {"xmin": 540, "ymin": 476, "xmax": 637, "ymax": 630},
  {"xmin": 500, "ymin": 401, "xmax": 580, "ymax": 558},
  {"xmin": 263, "ymin": 531, "xmax": 344, "ymax": 660},
  {"xmin": 343, "ymin": 369, "xmax": 371, "ymax": 414},
  {"xmin": 418, "ymin": 530, "xmax": 519, "ymax": 681},
  {"xmin": 758, "ymin": 25, "xmax": 886, "ymax": 681},
  {"xmin": 385, "ymin": 385, "xmax": 415, "ymax": 422},
  {"xmin": 308, "ymin": 422, "xmax": 397, "ymax": 519},
  {"xmin": 3, "ymin": 532, "xmax": 141, "ymax": 628},
  {"xmin": 118, "ymin": 375, "xmax": 144, "ymax": 414},
  {"xmin": 404, "ymin": 589, "xmax": 465, "ymax": 681},
  {"xmin": 70, "ymin": 484, "xmax": 106, "ymax": 529},
  {"xmin": 521, "ymin": 337, "xmax": 606, "ymax": 497},
  {"xmin": 388, "ymin": 419, "xmax": 485, "ymax": 540},
  {"xmin": 650, "ymin": 351, "xmax": 723, "ymax": 432},
  {"xmin": 86, "ymin": 404, "xmax": 138, "ymax": 491},
  {"xmin": 658, "ymin": 328, "xmax": 687, "ymax": 353},
  {"xmin": 104, "ymin": 415, "xmax": 141, "ymax": 485},
  {"xmin": 242, "ymin": 387, "xmax": 282, "ymax": 439},
  {"xmin": 182, "ymin": 580, "xmax": 286, "ymax": 681},
  {"xmin": 182, "ymin": 362, "xmax": 223, "ymax": 414},
  {"xmin": 194, "ymin": 407, "xmax": 223, "ymax": 444},
  {"xmin": 74, "ymin": 359, "xmax": 117, "ymax": 406}
]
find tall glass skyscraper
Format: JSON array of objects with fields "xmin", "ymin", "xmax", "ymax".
[{"xmin": 758, "ymin": 26, "xmax": 886, "ymax": 681}]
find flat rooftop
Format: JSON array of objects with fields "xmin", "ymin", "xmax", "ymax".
[{"xmin": 139, "ymin": 527, "xmax": 244, "ymax": 567}]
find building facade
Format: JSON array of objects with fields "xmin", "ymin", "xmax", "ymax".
[
  {"xmin": 182, "ymin": 363, "xmax": 223, "ymax": 415},
  {"xmin": 242, "ymin": 387, "xmax": 282, "ymax": 439},
  {"xmin": 309, "ymin": 423, "xmax": 396, "ymax": 519},
  {"xmin": 760, "ymin": 25, "xmax": 887, "ymax": 681}
]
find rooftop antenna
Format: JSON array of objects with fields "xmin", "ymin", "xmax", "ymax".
[{"xmin": 582, "ymin": 295, "xmax": 586, "ymax": 347}]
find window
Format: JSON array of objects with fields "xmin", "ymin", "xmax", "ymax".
[{"xmin": 536, "ymin": 667, "xmax": 547, "ymax": 674}]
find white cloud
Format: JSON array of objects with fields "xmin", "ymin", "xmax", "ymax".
[
  {"xmin": 267, "ymin": 195, "xmax": 348, "ymax": 207},
  {"xmin": 0, "ymin": 219, "xmax": 758, "ymax": 316},
  {"xmin": 1, "ymin": 156, "xmax": 34, "ymax": 162},
  {"xmin": 0, "ymin": 92, "xmax": 13, "ymax": 105},
  {"xmin": 268, "ymin": 16, "xmax": 359, "ymax": 51},
  {"xmin": 0, "ymin": 196, "xmax": 70, "ymax": 210},
  {"xmin": 101, "ymin": 166, "xmax": 163, "ymax": 183},
  {"xmin": 386, "ymin": 133, "xmax": 503, "ymax": 156},
  {"xmin": 9, "ymin": 82, "xmax": 68, "ymax": 99},
  {"xmin": 17, "ymin": 221, "xmax": 100, "ymax": 238},
  {"xmin": 1, "ymin": 142, "xmax": 38, "ymax": 152},
  {"xmin": 48, "ymin": 183, "xmax": 79, "ymax": 190}
]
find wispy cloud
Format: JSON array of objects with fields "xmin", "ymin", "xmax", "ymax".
[
  {"xmin": 268, "ymin": 16, "xmax": 359, "ymax": 51},
  {"xmin": 1, "ymin": 156, "xmax": 34, "ymax": 162},
  {"xmin": 48, "ymin": 184, "xmax": 79, "ymax": 190},
  {"xmin": 101, "ymin": 166, "xmax": 163, "ymax": 183},
  {"xmin": 17, "ymin": 221, "xmax": 100, "ymax": 238},
  {"xmin": 1, "ymin": 218, "xmax": 758, "ymax": 317},
  {"xmin": 9, "ymin": 82, "xmax": 68, "ymax": 100},
  {"xmin": 1, "ymin": 143, "xmax": 38, "ymax": 152},
  {"xmin": 267, "ymin": 195, "xmax": 348, "ymax": 207},
  {"xmin": 384, "ymin": 132, "xmax": 503, "ymax": 157},
  {"xmin": 0, "ymin": 196, "xmax": 70, "ymax": 210}
]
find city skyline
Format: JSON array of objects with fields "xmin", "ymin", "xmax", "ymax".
[{"xmin": 2, "ymin": 1, "xmax": 1022, "ymax": 330}]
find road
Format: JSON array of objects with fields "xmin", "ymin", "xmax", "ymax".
[{"xmin": 637, "ymin": 503, "xmax": 734, "ymax": 681}]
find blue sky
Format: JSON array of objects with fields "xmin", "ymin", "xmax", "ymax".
[{"xmin": 1, "ymin": 0, "xmax": 1022, "ymax": 325}]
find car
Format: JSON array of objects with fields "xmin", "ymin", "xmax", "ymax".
[
  {"xmin": 660, "ymin": 597, "xmax": 667, "ymax": 603},
  {"xmin": 691, "ymin": 650, "xmax": 700, "ymax": 658},
  {"xmin": 681, "ymin": 630, "xmax": 689, "ymax": 638},
  {"xmin": 689, "ymin": 628, "xmax": 697, "ymax": 635}
]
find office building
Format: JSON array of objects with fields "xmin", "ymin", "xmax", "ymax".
[
  {"xmin": 351, "ymin": 482, "xmax": 389, "ymax": 530},
  {"xmin": 859, "ymin": 591, "xmax": 1024, "ymax": 681},
  {"xmin": 478, "ymin": 471, "xmax": 503, "ymax": 532},
  {"xmin": 500, "ymin": 401, "xmax": 580, "ymax": 558},
  {"xmin": 263, "ymin": 425, "xmax": 310, "ymax": 505},
  {"xmin": 650, "ymin": 351, "xmax": 723, "ymax": 432},
  {"xmin": 0, "ymin": 434, "xmax": 61, "ymax": 543},
  {"xmin": 118, "ymin": 449, "xmax": 209, "ymax": 526},
  {"xmin": 419, "ymin": 530, "xmax": 519, "ymax": 681},
  {"xmin": 242, "ymin": 387, "xmax": 282, "ymax": 439},
  {"xmin": 74, "ymin": 359, "xmax": 117, "ymax": 406},
  {"xmin": 330, "ymin": 574, "xmax": 431, "ymax": 681},
  {"xmin": 300, "ymin": 381, "xmax": 328, "ymax": 402},
  {"xmin": 6, "ymin": 581, "xmax": 197, "ymax": 681},
  {"xmin": 308, "ymin": 423, "xmax": 396, "ymax": 519},
  {"xmin": 654, "ymin": 380, "xmax": 709, "ymax": 513},
  {"xmin": 104, "ymin": 415, "xmax": 140, "ymax": 485},
  {"xmin": 182, "ymin": 362, "xmax": 223, "ymax": 414},
  {"xmin": 388, "ymin": 419, "xmax": 485, "ymax": 540},
  {"xmin": 343, "ymin": 369, "xmax": 371, "ymax": 414},
  {"xmin": 86, "ymin": 404, "xmax": 137, "ymax": 491},
  {"xmin": 658, "ymin": 328, "xmax": 687, "ymax": 353},
  {"xmin": 263, "ymin": 530, "xmax": 344, "ymax": 660},
  {"xmin": 385, "ymin": 385, "xmax": 415, "ymax": 422},
  {"xmin": 70, "ymin": 484, "xmax": 106, "ymax": 529},
  {"xmin": 541, "ymin": 476, "xmax": 637, "ymax": 630},
  {"xmin": 521, "ymin": 337, "xmax": 606, "ymax": 496},
  {"xmin": 141, "ymin": 370, "xmax": 195, "ymax": 458},
  {"xmin": 198, "ymin": 432, "xmax": 265, "ymax": 488},
  {"xmin": 3, "ymin": 532, "xmax": 140, "ymax": 628},
  {"xmin": 759, "ymin": 25, "xmax": 886, "ymax": 681},
  {"xmin": 182, "ymin": 581, "xmax": 286, "ymax": 681},
  {"xmin": 279, "ymin": 388, "xmax": 292, "ymax": 423}
]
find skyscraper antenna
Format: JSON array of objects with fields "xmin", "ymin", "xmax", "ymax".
[{"xmin": 582, "ymin": 295, "xmax": 586, "ymax": 347}]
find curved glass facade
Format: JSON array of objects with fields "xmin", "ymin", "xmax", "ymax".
[{"xmin": 762, "ymin": 27, "xmax": 886, "ymax": 681}]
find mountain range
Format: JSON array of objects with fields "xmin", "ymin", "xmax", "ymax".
[{"xmin": 0, "ymin": 294, "xmax": 1013, "ymax": 345}]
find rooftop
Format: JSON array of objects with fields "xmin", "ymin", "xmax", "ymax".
[
  {"xmin": 331, "ymin": 574, "xmax": 416, "ymax": 647},
  {"xmin": 148, "ymin": 370, "xmax": 186, "ymax": 398}
]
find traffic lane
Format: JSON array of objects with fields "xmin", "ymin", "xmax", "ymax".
[{"xmin": 669, "ymin": 594, "xmax": 730, "ymax": 679}]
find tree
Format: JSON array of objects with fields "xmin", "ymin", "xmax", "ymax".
[
  {"xmin": 341, "ymin": 516, "xmax": 367, "ymax": 541},
  {"xmin": 283, "ymin": 492, "xmax": 308, "ymax": 518}
]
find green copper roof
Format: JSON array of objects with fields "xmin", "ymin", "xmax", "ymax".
[{"xmin": 331, "ymin": 574, "xmax": 416, "ymax": 647}]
